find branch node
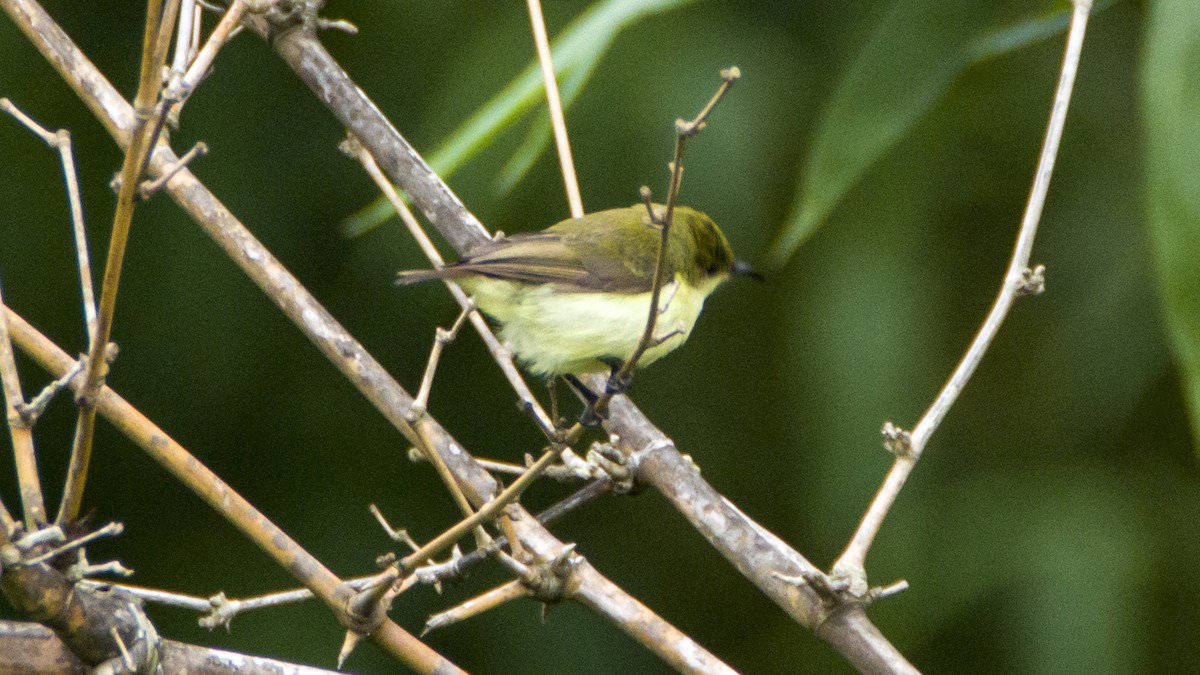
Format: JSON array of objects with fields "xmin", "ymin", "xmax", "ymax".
[
  {"xmin": 368, "ymin": 504, "xmax": 419, "ymax": 552},
  {"xmin": 339, "ymin": 569, "xmax": 399, "ymax": 635},
  {"xmin": 639, "ymin": 186, "xmax": 657, "ymax": 224},
  {"xmin": 200, "ymin": 592, "xmax": 240, "ymax": 631},
  {"xmin": 520, "ymin": 543, "xmax": 581, "ymax": 606},
  {"xmin": 1016, "ymin": 264, "xmax": 1046, "ymax": 296},
  {"xmin": 880, "ymin": 421, "xmax": 913, "ymax": 457}
]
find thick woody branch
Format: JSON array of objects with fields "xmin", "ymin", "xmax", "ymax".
[
  {"xmin": 0, "ymin": 620, "xmax": 344, "ymax": 674},
  {"xmin": 0, "ymin": 525, "xmax": 159, "ymax": 668}
]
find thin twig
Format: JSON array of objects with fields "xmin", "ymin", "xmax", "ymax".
[
  {"xmin": 832, "ymin": 0, "xmax": 1093, "ymax": 587},
  {"xmin": 423, "ymin": 580, "xmax": 527, "ymax": 636},
  {"xmin": 0, "ymin": 280, "xmax": 46, "ymax": 528},
  {"xmin": 586, "ymin": 68, "xmax": 739, "ymax": 421},
  {"xmin": 170, "ymin": 0, "xmax": 196, "ymax": 73},
  {"xmin": 526, "ymin": 0, "xmax": 583, "ymax": 218},
  {"xmin": 58, "ymin": 0, "xmax": 181, "ymax": 526},
  {"xmin": 170, "ymin": 0, "xmax": 247, "ymax": 117},
  {"xmin": 396, "ymin": 439, "xmax": 569, "ymax": 573},
  {"xmin": 0, "ymin": 99, "xmax": 96, "ymax": 334},
  {"xmin": 412, "ymin": 305, "xmax": 472, "ymax": 413}
]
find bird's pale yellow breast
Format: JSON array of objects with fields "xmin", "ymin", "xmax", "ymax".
[{"xmin": 460, "ymin": 272, "xmax": 725, "ymax": 377}]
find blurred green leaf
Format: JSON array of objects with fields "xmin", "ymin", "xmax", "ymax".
[
  {"xmin": 494, "ymin": 62, "xmax": 592, "ymax": 196},
  {"xmin": 1143, "ymin": 0, "xmax": 1200, "ymax": 449},
  {"xmin": 766, "ymin": 0, "xmax": 1109, "ymax": 268},
  {"xmin": 343, "ymin": 0, "xmax": 697, "ymax": 237}
]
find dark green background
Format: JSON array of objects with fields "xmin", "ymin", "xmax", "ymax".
[{"xmin": 2, "ymin": 1, "xmax": 1198, "ymax": 673}]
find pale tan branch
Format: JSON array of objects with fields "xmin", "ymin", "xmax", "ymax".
[
  {"xmin": 832, "ymin": 0, "xmax": 1094, "ymax": 587},
  {"xmin": 526, "ymin": 0, "xmax": 583, "ymax": 217},
  {"xmin": 0, "ymin": 280, "xmax": 46, "ymax": 529}
]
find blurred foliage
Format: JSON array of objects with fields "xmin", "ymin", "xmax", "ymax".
[
  {"xmin": 1, "ymin": 1, "xmax": 1198, "ymax": 673},
  {"xmin": 1143, "ymin": 0, "xmax": 1200, "ymax": 447}
]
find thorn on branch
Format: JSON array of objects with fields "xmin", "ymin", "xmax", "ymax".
[
  {"xmin": 20, "ymin": 521, "xmax": 124, "ymax": 566},
  {"xmin": 639, "ymin": 186, "xmax": 658, "ymax": 225},
  {"xmin": 316, "ymin": 18, "xmax": 358, "ymax": 34},
  {"xmin": 368, "ymin": 504, "xmax": 419, "ymax": 553},
  {"xmin": 519, "ymin": 543, "xmax": 580, "ymax": 606},
  {"xmin": 138, "ymin": 142, "xmax": 208, "ymax": 199},
  {"xmin": 880, "ymin": 421, "xmax": 913, "ymax": 457},
  {"xmin": 773, "ymin": 567, "xmax": 907, "ymax": 627}
]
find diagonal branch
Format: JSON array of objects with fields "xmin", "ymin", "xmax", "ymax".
[
  {"xmin": 832, "ymin": 0, "xmax": 1093, "ymax": 587},
  {"xmin": 526, "ymin": 0, "xmax": 583, "ymax": 218}
]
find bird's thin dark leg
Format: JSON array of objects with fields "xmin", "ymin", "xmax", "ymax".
[
  {"xmin": 545, "ymin": 377, "xmax": 561, "ymax": 428},
  {"xmin": 600, "ymin": 357, "xmax": 632, "ymax": 395},
  {"xmin": 564, "ymin": 374, "xmax": 605, "ymax": 427}
]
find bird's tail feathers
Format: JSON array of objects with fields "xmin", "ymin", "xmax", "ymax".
[{"xmin": 394, "ymin": 268, "xmax": 449, "ymax": 286}]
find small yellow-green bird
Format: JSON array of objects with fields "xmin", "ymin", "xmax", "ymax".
[{"xmin": 396, "ymin": 205, "xmax": 757, "ymax": 378}]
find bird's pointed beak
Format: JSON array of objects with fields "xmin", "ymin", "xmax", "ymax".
[{"xmin": 732, "ymin": 260, "xmax": 764, "ymax": 282}]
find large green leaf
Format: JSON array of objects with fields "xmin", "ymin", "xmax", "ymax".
[
  {"xmin": 343, "ymin": 0, "xmax": 696, "ymax": 237},
  {"xmin": 765, "ymin": 0, "xmax": 1112, "ymax": 267},
  {"xmin": 1143, "ymin": 0, "xmax": 1200, "ymax": 449}
]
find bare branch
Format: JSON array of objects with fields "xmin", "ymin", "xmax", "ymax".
[
  {"xmin": 59, "ymin": 0, "xmax": 182, "ymax": 526},
  {"xmin": 587, "ymin": 67, "xmax": 739, "ymax": 421},
  {"xmin": 249, "ymin": 14, "xmax": 913, "ymax": 671},
  {"xmin": 0, "ymin": 620, "xmax": 345, "ymax": 674},
  {"xmin": 832, "ymin": 0, "xmax": 1094, "ymax": 588},
  {"xmin": 526, "ymin": 0, "xmax": 583, "ymax": 217},
  {"xmin": 0, "ymin": 280, "xmax": 46, "ymax": 528},
  {"xmin": 0, "ymin": 99, "xmax": 96, "ymax": 333}
]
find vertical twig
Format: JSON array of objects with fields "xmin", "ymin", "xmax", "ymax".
[
  {"xmin": 832, "ymin": 0, "xmax": 1093, "ymax": 586},
  {"xmin": 58, "ymin": 0, "xmax": 181, "ymax": 525},
  {"xmin": 170, "ymin": 0, "xmax": 197, "ymax": 77},
  {"xmin": 589, "ymin": 68, "xmax": 739, "ymax": 418},
  {"xmin": 0, "ymin": 282, "xmax": 46, "ymax": 529},
  {"xmin": 0, "ymin": 99, "xmax": 96, "ymax": 334},
  {"xmin": 171, "ymin": 0, "xmax": 247, "ymax": 114},
  {"xmin": 526, "ymin": 0, "xmax": 583, "ymax": 218}
]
